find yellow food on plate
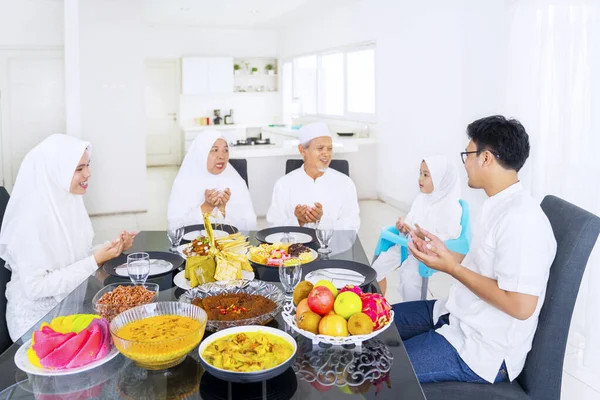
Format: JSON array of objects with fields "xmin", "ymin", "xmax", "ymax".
[
  {"xmin": 202, "ymin": 332, "xmax": 294, "ymax": 372},
  {"xmin": 248, "ymin": 242, "xmax": 315, "ymax": 267}
]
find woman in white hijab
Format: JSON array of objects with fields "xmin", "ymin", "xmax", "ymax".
[
  {"xmin": 373, "ymin": 155, "xmax": 462, "ymax": 301},
  {"xmin": 0, "ymin": 134, "xmax": 136, "ymax": 341},
  {"xmin": 168, "ymin": 130, "xmax": 256, "ymax": 231}
]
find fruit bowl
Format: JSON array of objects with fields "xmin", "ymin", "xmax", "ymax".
[
  {"xmin": 109, "ymin": 301, "xmax": 207, "ymax": 370},
  {"xmin": 281, "ymin": 301, "xmax": 395, "ymax": 346}
]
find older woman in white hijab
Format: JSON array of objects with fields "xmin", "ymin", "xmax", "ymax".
[
  {"xmin": 168, "ymin": 130, "xmax": 256, "ymax": 231},
  {"xmin": 373, "ymin": 155, "xmax": 462, "ymax": 301},
  {"xmin": 0, "ymin": 134, "xmax": 136, "ymax": 341}
]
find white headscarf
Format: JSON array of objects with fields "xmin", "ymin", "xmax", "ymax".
[
  {"xmin": 167, "ymin": 130, "xmax": 256, "ymax": 230},
  {"xmin": 404, "ymin": 155, "xmax": 463, "ymax": 241},
  {"xmin": 0, "ymin": 134, "xmax": 94, "ymax": 272}
]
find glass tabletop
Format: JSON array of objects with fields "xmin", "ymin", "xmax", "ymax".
[{"xmin": 0, "ymin": 230, "xmax": 424, "ymax": 400}]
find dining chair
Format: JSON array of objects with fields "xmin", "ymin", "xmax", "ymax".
[
  {"xmin": 0, "ymin": 186, "xmax": 12, "ymax": 354},
  {"xmin": 228, "ymin": 158, "xmax": 249, "ymax": 188},
  {"xmin": 285, "ymin": 159, "xmax": 350, "ymax": 177}
]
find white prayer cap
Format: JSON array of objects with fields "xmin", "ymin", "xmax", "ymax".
[{"xmin": 298, "ymin": 122, "xmax": 332, "ymax": 146}]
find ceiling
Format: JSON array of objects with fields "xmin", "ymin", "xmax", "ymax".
[{"xmin": 142, "ymin": 0, "xmax": 354, "ymax": 29}]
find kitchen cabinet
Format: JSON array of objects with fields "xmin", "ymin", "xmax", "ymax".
[{"xmin": 182, "ymin": 57, "xmax": 233, "ymax": 94}]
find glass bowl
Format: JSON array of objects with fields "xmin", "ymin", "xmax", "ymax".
[
  {"xmin": 109, "ymin": 301, "xmax": 207, "ymax": 370},
  {"xmin": 92, "ymin": 282, "xmax": 159, "ymax": 322},
  {"xmin": 178, "ymin": 280, "xmax": 286, "ymax": 331}
]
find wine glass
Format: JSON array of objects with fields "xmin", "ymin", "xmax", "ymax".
[
  {"xmin": 127, "ymin": 252, "xmax": 150, "ymax": 285},
  {"xmin": 279, "ymin": 257, "xmax": 302, "ymax": 297},
  {"xmin": 316, "ymin": 220, "xmax": 333, "ymax": 254},
  {"xmin": 167, "ymin": 220, "xmax": 184, "ymax": 252}
]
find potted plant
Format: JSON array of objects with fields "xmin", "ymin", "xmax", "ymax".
[
  {"xmin": 251, "ymin": 67, "xmax": 258, "ymax": 75},
  {"xmin": 233, "ymin": 64, "xmax": 241, "ymax": 76},
  {"xmin": 265, "ymin": 64, "xmax": 275, "ymax": 75}
]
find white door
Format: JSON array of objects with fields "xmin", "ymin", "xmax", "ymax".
[
  {"xmin": 145, "ymin": 59, "xmax": 181, "ymax": 166},
  {"xmin": 0, "ymin": 51, "xmax": 65, "ymax": 189}
]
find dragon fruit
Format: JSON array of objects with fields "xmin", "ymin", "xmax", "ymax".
[
  {"xmin": 27, "ymin": 315, "xmax": 113, "ymax": 370},
  {"xmin": 339, "ymin": 285, "xmax": 364, "ymax": 297},
  {"xmin": 361, "ymin": 293, "xmax": 392, "ymax": 331}
]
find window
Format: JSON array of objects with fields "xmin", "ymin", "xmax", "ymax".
[
  {"xmin": 292, "ymin": 55, "xmax": 317, "ymax": 115},
  {"xmin": 318, "ymin": 53, "xmax": 344, "ymax": 116},
  {"xmin": 347, "ymin": 49, "xmax": 375, "ymax": 115},
  {"xmin": 283, "ymin": 44, "xmax": 376, "ymax": 121}
]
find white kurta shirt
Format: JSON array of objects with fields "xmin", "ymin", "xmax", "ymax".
[
  {"xmin": 433, "ymin": 182, "xmax": 557, "ymax": 383},
  {"xmin": 266, "ymin": 167, "xmax": 360, "ymax": 231}
]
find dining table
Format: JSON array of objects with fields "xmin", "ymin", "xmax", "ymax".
[{"xmin": 0, "ymin": 230, "xmax": 425, "ymax": 400}]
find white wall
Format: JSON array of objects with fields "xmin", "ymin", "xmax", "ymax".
[
  {"xmin": 278, "ymin": 0, "xmax": 510, "ymax": 220},
  {"xmin": 144, "ymin": 26, "xmax": 278, "ymax": 58},
  {"xmin": 0, "ymin": 0, "xmax": 63, "ymax": 47},
  {"xmin": 77, "ymin": 0, "xmax": 148, "ymax": 215}
]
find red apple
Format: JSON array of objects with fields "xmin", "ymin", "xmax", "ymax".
[{"xmin": 307, "ymin": 286, "xmax": 335, "ymax": 316}]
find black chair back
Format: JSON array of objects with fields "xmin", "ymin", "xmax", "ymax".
[
  {"xmin": 285, "ymin": 159, "xmax": 350, "ymax": 177},
  {"xmin": 228, "ymin": 159, "xmax": 248, "ymax": 188},
  {"xmin": 517, "ymin": 195, "xmax": 600, "ymax": 399},
  {"xmin": 0, "ymin": 186, "xmax": 12, "ymax": 354}
]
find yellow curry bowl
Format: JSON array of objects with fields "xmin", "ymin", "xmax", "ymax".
[{"xmin": 110, "ymin": 301, "xmax": 208, "ymax": 370}]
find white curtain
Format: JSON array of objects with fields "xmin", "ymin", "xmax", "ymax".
[{"xmin": 504, "ymin": 0, "xmax": 600, "ymax": 389}]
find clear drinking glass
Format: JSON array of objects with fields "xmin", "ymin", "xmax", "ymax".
[
  {"xmin": 280, "ymin": 232, "xmax": 296, "ymax": 245},
  {"xmin": 316, "ymin": 219, "xmax": 334, "ymax": 254},
  {"xmin": 279, "ymin": 257, "xmax": 302, "ymax": 296},
  {"xmin": 127, "ymin": 252, "xmax": 150, "ymax": 285},
  {"xmin": 167, "ymin": 220, "xmax": 184, "ymax": 252}
]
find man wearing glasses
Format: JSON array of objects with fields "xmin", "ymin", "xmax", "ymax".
[{"xmin": 392, "ymin": 115, "xmax": 557, "ymax": 384}]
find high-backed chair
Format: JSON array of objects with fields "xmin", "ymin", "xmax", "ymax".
[
  {"xmin": 285, "ymin": 159, "xmax": 349, "ymax": 177},
  {"xmin": 0, "ymin": 186, "xmax": 12, "ymax": 354},
  {"xmin": 229, "ymin": 158, "xmax": 249, "ymax": 188}
]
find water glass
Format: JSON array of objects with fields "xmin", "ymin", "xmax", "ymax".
[
  {"xmin": 127, "ymin": 252, "xmax": 150, "ymax": 285},
  {"xmin": 316, "ymin": 220, "xmax": 333, "ymax": 254},
  {"xmin": 281, "ymin": 232, "xmax": 296, "ymax": 245},
  {"xmin": 279, "ymin": 257, "xmax": 302, "ymax": 296},
  {"xmin": 167, "ymin": 220, "xmax": 184, "ymax": 251}
]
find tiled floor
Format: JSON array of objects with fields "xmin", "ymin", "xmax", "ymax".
[{"xmin": 90, "ymin": 167, "xmax": 598, "ymax": 399}]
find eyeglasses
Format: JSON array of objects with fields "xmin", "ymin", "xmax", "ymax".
[{"xmin": 460, "ymin": 150, "xmax": 500, "ymax": 164}]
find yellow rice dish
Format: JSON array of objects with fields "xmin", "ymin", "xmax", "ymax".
[
  {"xmin": 115, "ymin": 315, "xmax": 203, "ymax": 364},
  {"xmin": 202, "ymin": 332, "xmax": 294, "ymax": 372}
]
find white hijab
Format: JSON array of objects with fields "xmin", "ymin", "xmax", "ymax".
[
  {"xmin": 0, "ymin": 134, "xmax": 94, "ymax": 272},
  {"xmin": 167, "ymin": 130, "xmax": 256, "ymax": 230},
  {"xmin": 405, "ymin": 155, "xmax": 463, "ymax": 241}
]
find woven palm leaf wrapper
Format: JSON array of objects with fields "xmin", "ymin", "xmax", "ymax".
[{"xmin": 184, "ymin": 213, "xmax": 252, "ymax": 287}]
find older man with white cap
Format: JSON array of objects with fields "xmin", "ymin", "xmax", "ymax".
[{"xmin": 266, "ymin": 122, "xmax": 360, "ymax": 231}]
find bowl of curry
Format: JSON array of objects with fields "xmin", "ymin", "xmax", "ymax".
[
  {"xmin": 179, "ymin": 280, "xmax": 286, "ymax": 331},
  {"xmin": 109, "ymin": 301, "xmax": 208, "ymax": 370},
  {"xmin": 198, "ymin": 325, "xmax": 297, "ymax": 383}
]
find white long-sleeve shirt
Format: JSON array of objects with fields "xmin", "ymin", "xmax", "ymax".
[
  {"xmin": 5, "ymin": 254, "xmax": 98, "ymax": 341},
  {"xmin": 266, "ymin": 167, "xmax": 360, "ymax": 231}
]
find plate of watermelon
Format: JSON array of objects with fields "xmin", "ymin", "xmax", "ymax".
[{"xmin": 14, "ymin": 314, "xmax": 119, "ymax": 376}]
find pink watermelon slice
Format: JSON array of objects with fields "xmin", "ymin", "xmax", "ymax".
[
  {"xmin": 32, "ymin": 327, "xmax": 76, "ymax": 360},
  {"xmin": 66, "ymin": 324, "xmax": 102, "ymax": 368},
  {"xmin": 40, "ymin": 329, "xmax": 91, "ymax": 369},
  {"xmin": 92, "ymin": 318, "xmax": 113, "ymax": 360}
]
